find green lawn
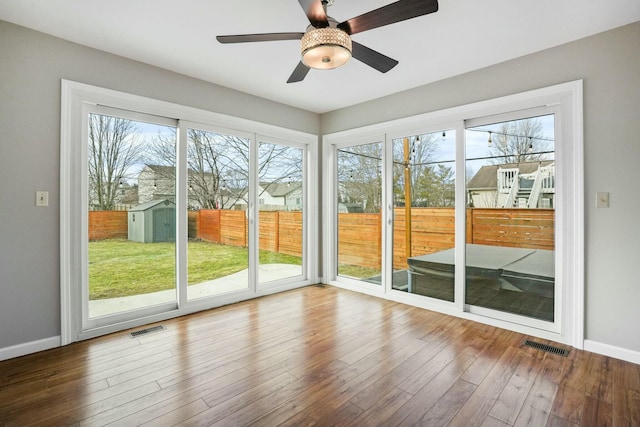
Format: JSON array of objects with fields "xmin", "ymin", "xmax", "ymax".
[
  {"xmin": 338, "ymin": 265, "xmax": 381, "ymax": 280},
  {"xmin": 89, "ymin": 239, "xmax": 301, "ymax": 300}
]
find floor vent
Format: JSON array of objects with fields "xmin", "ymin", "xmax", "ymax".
[
  {"xmin": 313, "ymin": 284, "xmax": 327, "ymax": 288},
  {"xmin": 523, "ymin": 339, "xmax": 570, "ymax": 357},
  {"xmin": 129, "ymin": 325, "xmax": 166, "ymax": 338}
]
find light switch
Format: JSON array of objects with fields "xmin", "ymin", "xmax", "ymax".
[
  {"xmin": 596, "ymin": 192, "xmax": 609, "ymax": 208},
  {"xmin": 36, "ymin": 190, "xmax": 49, "ymax": 207}
]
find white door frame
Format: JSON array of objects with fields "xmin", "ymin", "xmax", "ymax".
[
  {"xmin": 60, "ymin": 80, "xmax": 318, "ymax": 344},
  {"xmin": 323, "ymin": 80, "xmax": 584, "ymax": 348}
]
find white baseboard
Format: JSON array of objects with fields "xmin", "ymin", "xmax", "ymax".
[
  {"xmin": 3, "ymin": 333, "xmax": 638, "ymax": 369},
  {"xmin": 0, "ymin": 336, "xmax": 61, "ymax": 362},
  {"xmin": 584, "ymin": 339, "xmax": 640, "ymax": 365}
]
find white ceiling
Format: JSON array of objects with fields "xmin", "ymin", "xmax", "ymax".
[{"xmin": 1, "ymin": 0, "xmax": 639, "ymax": 113}]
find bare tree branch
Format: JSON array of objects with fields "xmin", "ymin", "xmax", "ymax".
[
  {"xmin": 88, "ymin": 114, "xmax": 142, "ymax": 210},
  {"xmin": 488, "ymin": 118, "xmax": 551, "ymax": 164}
]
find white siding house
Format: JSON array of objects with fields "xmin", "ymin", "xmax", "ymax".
[{"xmin": 467, "ymin": 161, "xmax": 555, "ymax": 208}]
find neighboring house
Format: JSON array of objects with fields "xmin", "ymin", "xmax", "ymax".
[
  {"xmin": 337, "ymin": 181, "xmax": 381, "ymax": 213},
  {"xmin": 259, "ymin": 181, "xmax": 303, "ymax": 211},
  {"xmin": 137, "ymin": 165, "xmax": 177, "ymax": 204},
  {"xmin": 137, "ymin": 164, "xmax": 234, "ymax": 209},
  {"xmin": 113, "ymin": 182, "xmax": 138, "ymax": 210},
  {"xmin": 88, "ymin": 181, "xmax": 138, "ymax": 211},
  {"xmin": 234, "ymin": 182, "xmax": 303, "ymax": 211},
  {"xmin": 467, "ymin": 161, "xmax": 555, "ymax": 208}
]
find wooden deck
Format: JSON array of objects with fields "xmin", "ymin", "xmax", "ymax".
[{"xmin": 1, "ymin": 285, "xmax": 638, "ymax": 426}]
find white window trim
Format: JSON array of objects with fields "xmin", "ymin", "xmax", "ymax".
[
  {"xmin": 323, "ymin": 80, "xmax": 584, "ymax": 348},
  {"xmin": 60, "ymin": 80, "xmax": 318, "ymax": 344}
]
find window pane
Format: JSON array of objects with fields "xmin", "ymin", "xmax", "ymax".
[
  {"xmin": 88, "ymin": 114, "xmax": 176, "ymax": 318},
  {"xmin": 185, "ymin": 129, "xmax": 250, "ymax": 300},
  {"xmin": 336, "ymin": 142, "xmax": 382, "ymax": 283},
  {"xmin": 392, "ymin": 131, "xmax": 456, "ymax": 301},
  {"xmin": 258, "ymin": 141, "xmax": 304, "ymax": 284},
  {"xmin": 465, "ymin": 114, "xmax": 555, "ymax": 322}
]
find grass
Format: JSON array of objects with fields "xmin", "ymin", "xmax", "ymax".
[
  {"xmin": 89, "ymin": 239, "xmax": 301, "ymax": 300},
  {"xmin": 338, "ymin": 264, "xmax": 381, "ymax": 280}
]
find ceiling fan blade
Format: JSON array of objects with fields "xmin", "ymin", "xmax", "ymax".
[
  {"xmin": 287, "ymin": 61, "xmax": 311, "ymax": 83},
  {"xmin": 338, "ymin": 0, "xmax": 438, "ymax": 35},
  {"xmin": 351, "ymin": 41, "xmax": 398, "ymax": 73},
  {"xmin": 297, "ymin": 0, "xmax": 329, "ymax": 28},
  {"xmin": 217, "ymin": 33, "xmax": 304, "ymax": 44}
]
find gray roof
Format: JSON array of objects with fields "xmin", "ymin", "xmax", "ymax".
[
  {"xmin": 467, "ymin": 161, "xmax": 554, "ymax": 190},
  {"xmin": 129, "ymin": 199, "xmax": 175, "ymax": 211},
  {"xmin": 144, "ymin": 164, "xmax": 175, "ymax": 174},
  {"xmin": 260, "ymin": 182, "xmax": 301, "ymax": 197},
  {"xmin": 144, "ymin": 164, "xmax": 215, "ymax": 179}
]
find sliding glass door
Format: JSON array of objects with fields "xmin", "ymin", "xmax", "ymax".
[
  {"xmin": 324, "ymin": 84, "xmax": 578, "ymax": 339},
  {"xmin": 68, "ymin": 89, "xmax": 314, "ymax": 338}
]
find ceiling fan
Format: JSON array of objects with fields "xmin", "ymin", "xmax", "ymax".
[{"xmin": 217, "ymin": 0, "xmax": 439, "ymax": 83}]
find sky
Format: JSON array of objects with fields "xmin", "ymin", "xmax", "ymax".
[
  {"xmin": 425, "ymin": 113, "xmax": 555, "ymax": 177},
  {"xmin": 105, "ymin": 112, "xmax": 555, "ymax": 186}
]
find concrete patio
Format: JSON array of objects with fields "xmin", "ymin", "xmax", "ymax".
[{"xmin": 89, "ymin": 263, "xmax": 303, "ymax": 318}]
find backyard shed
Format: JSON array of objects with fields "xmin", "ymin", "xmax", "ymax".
[{"xmin": 128, "ymin": 199, "xmax": 176, "ymax": 243}]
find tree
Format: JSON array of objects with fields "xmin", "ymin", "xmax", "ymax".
[
  {"xmin": 415, "ymin": 164, "xmax": 455, "ymax": 207},
  {"xmin": 337, "ymin": 143, "xmax": 382, "ymax": 213},
  {"xmin": 88, "ymin": 114, "xmax": 142, "ymax": 210},
  {"xmin": 488, "ymin": 118, "xmax": 552, "ymax": 164},
  {"xmin": 188, "ymin": 134, "xmax": 301, "ymax": 209},
  {"xmin": 145, "ymin": 129, "xmax": 237, "ymax": 209},
  {"xmin": 145, "ymin": 129, "xmax": 302, "ymax": 209},
  {"xmin": 392, "ymin": 133, "xmax": 442, "ymax": 207},
  {"xmin": 258, "ymin": 141, "xmax": 303, "ymax": 208},
  {"xmin": 187, "ymin": 130, "xmax": 226, "ymax": 209}
]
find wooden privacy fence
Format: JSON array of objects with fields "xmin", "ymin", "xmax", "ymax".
[
  {"xmin": 392, "ymin": 208, "xmax": 455, "ymax": 270},
  {"xmin": 467, "ymin": 208, "xmax": 555, "ymax": 250},
  {"xmin": 340, "ymin": 208, "xmax": 554, "ymax": 270},
  {"xmin": 194, "ymin": 209, "xmax": 248, "ymax": 247},
  {"xmin": 189, "ymin": 210, "xmax": 303, "ymax": 257},
  {"xmin": 338, "ymin": 213, "xmax": 383, "ymax": 271},
  {"xmin": 261, "ymin": 211, "xmax": 304, "ymax": 257},
  {"xmin": 91, "ymin": 208, "xmax": 554, "ymax": 270},
  {"xmin": 88, "ymin": 211, "xmax": 128, "ymax": 240}
]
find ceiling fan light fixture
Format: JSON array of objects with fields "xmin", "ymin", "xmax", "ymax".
[{"xmin": 301, "ymin": 27, "xmax": 352, "ymax": 70}]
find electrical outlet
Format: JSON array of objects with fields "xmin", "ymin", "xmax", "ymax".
[{"xmin": 36, "ymin": 190, "xmax": 49, "ymax": 207}]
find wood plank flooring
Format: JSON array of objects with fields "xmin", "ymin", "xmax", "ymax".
[{"xmin": 1, "ymin": 285, "xmax": 638, "ymax": 426}]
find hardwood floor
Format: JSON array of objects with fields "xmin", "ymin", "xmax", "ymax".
[{"xmin": 1, "ymin": 285, "xmax": 638, "ymax": 426}]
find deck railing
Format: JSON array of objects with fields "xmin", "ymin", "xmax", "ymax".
[{"xmin": 497, "ymin": 168, "xmax": 519, "ymax": 193}]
